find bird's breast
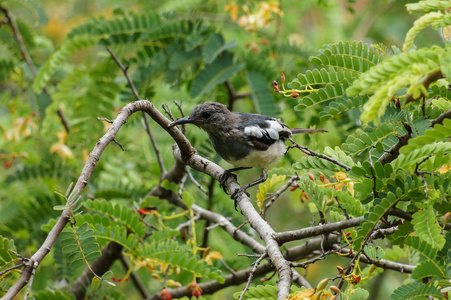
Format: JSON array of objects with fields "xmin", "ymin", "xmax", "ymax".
[{"xmin": 210, "ymin": 133, "xmax": 286, "ymax": 168}]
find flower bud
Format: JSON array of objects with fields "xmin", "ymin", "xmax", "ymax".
[
  {"xmin": 281, "ymin": 73, "xmax": 285, "ymax": 85},
  {"xmin": 291, "ymin": 92, "xmax": 299, "ymax": 98},
  {"xmin": 443, "ymin": 212, "xmax": 451, "ymax": 225},
  {"xmin": 160, "ymin": 288, "xmax": 172, "ymax": 300},
  {"xmin": 329, "ymin": 285, "xmax": 341, "ymax": 293},
  {"xmin": 308, "ymin": 173, "xmax": 315, "ymax": 181},
  {"xmin": 316, "ymin": 278, "xmax": 329, "ymax": 291}
]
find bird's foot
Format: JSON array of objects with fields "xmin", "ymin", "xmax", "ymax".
[
  {"xmin": 230, "ymin": 187, "xmax": 250, "ymax": 211},
  {"xmin": 219, "ymin": 170, "xmax": 237, "ymax": 195}
]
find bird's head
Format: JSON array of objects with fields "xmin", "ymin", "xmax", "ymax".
[{"xmin": 169, "ymin": 102, "xmax": 232, "ymax": 132}]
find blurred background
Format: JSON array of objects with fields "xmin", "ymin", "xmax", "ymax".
[{"xmin": 0, "ymin": 0, "xmax": 446, "ymax": 299}]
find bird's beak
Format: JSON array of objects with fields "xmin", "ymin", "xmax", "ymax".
[{"xmin": 168, "ymin": 116, "xmax": 194, "ymax": 128}]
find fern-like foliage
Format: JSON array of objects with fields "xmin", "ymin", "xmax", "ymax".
[
  {"xmin": 391, "ymin": 282, "xmax": 444, "ymax": 300},
  {"xmin": 391, "ymin": 141, "xmax": 451, "ymax": 171},
  {"xmin": 406, "ymin": 0, "xmax": 451, "ymax": 12},
  {"xmin": 310, "ymin": 41, "xmax": 384, "ymax": 74},
  {"xmin": 403, "ymin": 11, "xmax": 451, "ymax": 52},
  {"xmin": 83, "ymin": 199, "xmax": 146, "ymax": 241},
  {"xmin": 60, "ymin": 222, "xmax": 102, "ymax": 270},
  {"xmin": 353, "ymin": 194, "xmax": 399, "ymax": 250},
  {"xmin": 400, "ymin": 118, "xmax": 451, "ymax": 154},
  {"xmin": 2, "ymin": 0, "xmax": 49, "ymax": 26},
  {"xmin": 33, "ymin": 11, "xmax": 213, "ymax": 93},
  {"xmin": 136, "ymin": 233, "xmax": 224, "ymax": 283},
  {"xmin": 32, "ymin": 289, "xmax": 74, "ymax": 300},
  {"xmin": 293, "ymin": 146, "xmax": 356, "ymax": 176},
  {"xmin": 33, "ymin": 35, "xmax": 99, "ymax": 92},
  {"xmin": 342, "ymin": 122, "xmax": 399, "ymax": 157},
  {"xmin": 232, "ymin": 284, "xmax": 278, "ymax": 300},
  {"xmin": 347, "ymin": 45, "xmax": 445, "ymax": 123},
  {"xmin": 291, "ymin": 41, "xmax": 383, "ymax": 120},
  {"xmin": 411, "ymin": 201, "xmax": 446, "ymax": 249},
  {"xmin": 0, "ymin": 236, "xmax": 17, "ymax": 271}
]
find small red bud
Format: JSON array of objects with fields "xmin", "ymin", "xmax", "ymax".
[
  {"xmin": 291, "ymin": 92, "xmax": 299, "ymax": 98},
  {"xmin": 160, "ymin": 288, "xmax": 173, "ymax": 300},
  {"xmin": 273, "ymin": 80, "xmax": 278, "ymax": 86},
  {"xmin": 308, "ymin": 173, "xmax": 315, "ymax": 181},
  {"xmin": 289, "ymin": 186, "xmax": 297, "ymax": 192},
  {"xmin": 137, "ymin": 208, "xmax": 148, "ymax": 216},
  {"xmin": 281, "ymin": 73, "xmax": 285, "ymax": 85},
  {"xmin": 251, "ymin": 43, "xmax": 258, "ymax": 54},
  {"xmin": 345, "ymin": 231, "xmax": 351, "ymax": 237},
  {"xmin": 181, "ymin": 228, "xmax": 187, "ymax": 242},
  {"xmin": 3, "ymin": 160, "xmax": 12, "ymax": 169},
  {"xmin": 192, "ymin": 286, "xmax": 203, "ymax": 298}
]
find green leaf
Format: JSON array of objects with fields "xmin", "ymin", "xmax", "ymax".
[
  {"xmin": 203, "ymin": 34, "xmax": 238, "ymax": 64},
  {"xmin": 190, "ymin": 52, "xmax": 244, "ymax": 98},
  {"xmin": 245, "ymin": 71, "xmax": 278, "ymax": 117},
  {"xmin": 54, "ymin": 205, "xmax": 69, "ymax": 211},
  {"xmin": 411, "ymin": 201, "xmax": 446, "ymax": 249},
  {"xmin": 182, "ymin": 190, "xmax": 194, "ymax": 207},
  {"xmin": 91, "ymin": 276, "xmax": 100, "ymax": 291}
]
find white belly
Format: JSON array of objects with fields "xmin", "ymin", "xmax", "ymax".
[{"xmin": 226, "ymin": 140, "xmax": 286, "ymax": 168}]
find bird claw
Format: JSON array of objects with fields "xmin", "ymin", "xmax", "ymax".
[
  {"xmin": 219, "ymin": 170, "xmax": 237, "ymax": 195},
  {"xmin": 231, "ymin": 187, "xmax": 250, "ymax": 211}
]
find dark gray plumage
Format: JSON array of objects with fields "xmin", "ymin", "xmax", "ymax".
[{"xmin": 169, "ymin": 102, "xmax": 325, "ymax": 206}]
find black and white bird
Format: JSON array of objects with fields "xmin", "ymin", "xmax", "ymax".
[{"xmin": 169, "ymin": 102, "xmax": 325, "ymax": 206}]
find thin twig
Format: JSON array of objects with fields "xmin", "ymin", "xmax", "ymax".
[
  {"xmin": 119, "ymin": 254, "xmax": 150, "ymax": 298},
  {"xmin": 112, "ymin": 138, "xmax": 126, "ymax": 151},
  {"xmin": 288, "ymin": 137, "xmax": 352, "ymax": 171},
  {"xmin": 290, "ymin": 250, "xmax": 335, "ymax": 268},
  {"xmin": 24, "ymin": 261, "xmax": 38, "ymax": 300},
  {"xmin": 238, "ymin": 253, "xmax": 267, "ymax": 300},
  {"xmin": 187, "ymin": 170, "xmax": 209, "ymax": 196},
  {"xmin": 220, "ymin": 259, "xmax": 237, "ymax": 276},
  {"xmin": 97, "ymin": 117, "xmax": 114, "ymax": 123},
  {"xmin": 0, "ymin": 263, "xmax": 24, "ymax": 276},
  {"xmin": 261, "ymin": 176, "xmax": 299, "ymax": 217},
  {"xmin": 173, "ymin": 100, "xmax": 185, "ymax": 118},
  {"xmin": 106, "ymin": 46, "xmax": 167, "ymax": 174},
  {"xmin": 1, "ymin": 5, "xmax": 70, "ymax": 133},
  {"xmin": 163, "ymin": 104, "xmax": 176, "ymax": 121},
  {"xmin": 225, "ymin": 81, "xmax": 251, "ymax": 111},
  {"xmin": 178, "ymin": 171, "xmax": 188, "ymax": 198}
]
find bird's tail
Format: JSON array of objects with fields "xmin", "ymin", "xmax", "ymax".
[{"xmin": 291, "ymin": 128, "xmax": 327, "ymax": 135}]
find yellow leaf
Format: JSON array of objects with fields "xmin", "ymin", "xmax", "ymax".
[{"xmin": 256, "ymin": 174, "xmax": 286, "ymax": 211}]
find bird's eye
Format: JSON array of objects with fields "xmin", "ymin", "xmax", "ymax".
[{"xmin": 201, "ymin": 111, "xmax": 211, "ymax": 119}]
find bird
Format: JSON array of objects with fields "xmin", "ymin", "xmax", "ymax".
[{"xmin": 169, "ymin": 101, "xmax": 326, "ymax": 209}]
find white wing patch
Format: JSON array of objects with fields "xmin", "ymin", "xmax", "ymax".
[{"xmin": 243, "ymin": 120, "xmax": 285, "ymax": 140}]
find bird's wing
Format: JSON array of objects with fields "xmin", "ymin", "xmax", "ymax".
[{"xmin": 242, "ymin": 119, "xmax": 291, "ymax": 151}]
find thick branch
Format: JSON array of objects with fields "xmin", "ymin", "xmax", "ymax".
[
  {"xmin": 277, "ymin": 217, "xmax": 363, "ymax": 244},
  {"xmin": 172, "ymin": 147, "xmax": 293, "ymax": 299}
]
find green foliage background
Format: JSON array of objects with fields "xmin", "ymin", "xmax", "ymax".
[{"xmin": 0, "ymin": 0, "xmax": 450, "ymax": 299}]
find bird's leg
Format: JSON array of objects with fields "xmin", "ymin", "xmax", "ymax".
[
  {"xmin": 231, "ymin": 169, "xmax": 268, "ymax": 210},
  {"xmin": 219, "ymin": 166, "xmax": 251, "ymax": 194}
]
